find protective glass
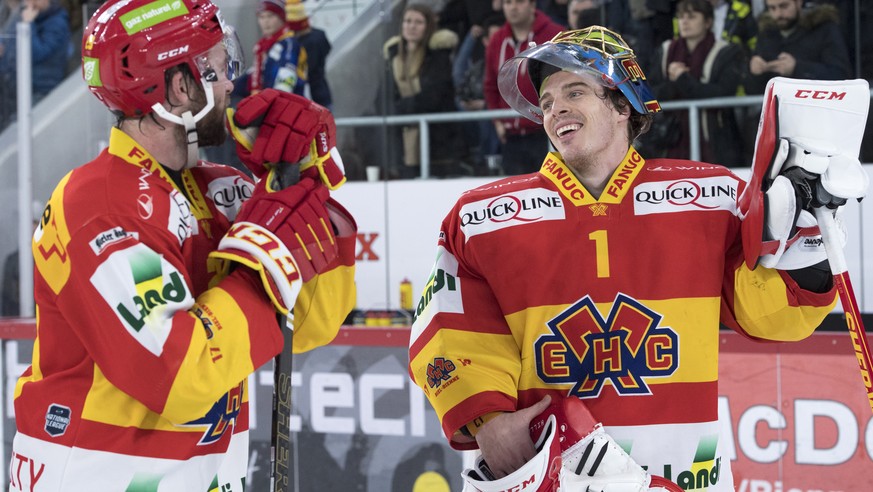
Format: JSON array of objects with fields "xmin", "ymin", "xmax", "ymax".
[
  {"xmin": 194, "ymin": 26, "xmax": 245, "ymax": 83},
  {"xmin": 498, "ymin": 26, "xmax": 661, "ymax": 123}
]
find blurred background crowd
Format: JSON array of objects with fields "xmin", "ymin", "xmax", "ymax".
[{"xmin": 0, "ymin": 0, "xmax": 870, "ymax": 179}]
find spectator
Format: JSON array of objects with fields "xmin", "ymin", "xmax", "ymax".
[
  {"xmin": 1, "ymin": 200, "xmax": 42, "ymax": 317},
  {"xmin": 538, "ymin": 0, "xmax": 570, "ymax": 26},
  {"xmin": 383, "ymin": 4, "xmax": 467, "ymax": 178},
  {"xmin": 483, "ymin": 0, "xmax": 563, "ymax": 175},
  {"xmin": 567, "ymin": 0, "xmax": 601, "ymax": 29},
  {"xmin": 0, "ymin": 0, "xmax": 70, "ymax": 105},
  {"xmin": 285, "ymin": 0, "xmax": 333, "ymax": 109},
  {"xmin": 644, "ymin": 0, "xmax": 745, "ymax": 166},
  {"xmin": 741, "ymin": 0, "xmax": 850, "ymax": 163},
  {"xmin": 0, "ymin": 0, "xmax": 19, "ymax": 32},
  {"xmin": 234, "ymin": 0, "xmax": 307, "ymax": 97},
  {"xmin": 440, "ymin": 0, "xmax": 503, "ymax": 38},
  {"xmin": 605, "ymin": 0, "xmax": 676, "ymax": 70},
  {"xmin": 709, "ymin": 0, "xmax": 757, "ymax": 56},
  {"xmin": 453, "ymin": 13, "xmax": 504, "ymax": 172},
  {"xmin": 744, "ymin": 0, "xmax": 850, "ymax": 94}
]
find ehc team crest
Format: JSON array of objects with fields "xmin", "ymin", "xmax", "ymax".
[{"xmin": 535, "ymin": 294, "xmax": 678, "ymax": 397}]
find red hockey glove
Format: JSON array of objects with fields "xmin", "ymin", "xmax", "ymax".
[
  {"xmin": 299, "ymin": 119, "xmax": 347, "ymax": 190},
  {"xmin": 210, "ymin": 176, "xmax": 338, "ymax": 314},
  {"xmin": 226, "ymin": 89, "xmax": 331, "ymax": 179}
]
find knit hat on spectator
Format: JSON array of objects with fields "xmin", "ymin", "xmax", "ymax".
[
  {"xmin": 285, "ymin": 0, "xmax": 310, "ymax": 32},
  {"xmin": 259, "ymin": 0, "xmax": 285, "ymax": 18}
]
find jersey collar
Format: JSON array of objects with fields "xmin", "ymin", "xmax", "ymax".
[
  {"xmin": 538, "ymin": 146, "xmax": 646, "ymax": 205},
  {"xmin": 108, "ymin": 127, "xmax": 214, "ymax": 226}
]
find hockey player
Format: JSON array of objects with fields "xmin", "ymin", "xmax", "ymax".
[
  {"xmin": 8, "ymin": 0, "xmax": 354, "ymax": 490},
  {"xmin": 409, "ymin": 26, "xmax": 866, "ymax": 491}
]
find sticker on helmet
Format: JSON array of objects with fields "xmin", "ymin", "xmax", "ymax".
[
  {"xmin": 120, "ymin": 0, "xmax": 189, "ymax": 34},
  {"xmin": 83, "ymin": 57, "xmax": 101, "ymax": 87}
]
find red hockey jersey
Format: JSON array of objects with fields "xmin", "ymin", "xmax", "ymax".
[
  {"xmin": 409, "ymin": 148, "xmax": 836, "ymax": 491},
  {"xmin": 10, "ymin": 128, "xmax": 356, "ymax": 491}
]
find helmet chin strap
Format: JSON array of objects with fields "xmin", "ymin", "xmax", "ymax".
[{"xmin": 150, "ymin": 80, "xmax": 216, "ymax": 169}]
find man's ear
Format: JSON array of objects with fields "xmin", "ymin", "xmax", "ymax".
[{"xmin": 165, "ymin": 70, "xmax": 190, "ymax": 109}]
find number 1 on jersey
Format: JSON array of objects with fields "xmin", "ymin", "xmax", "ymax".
[{"xmin": 588, "ymin": 230, "xmax": 610, "ymax": 278}]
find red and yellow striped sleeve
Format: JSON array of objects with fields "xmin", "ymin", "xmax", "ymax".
[{"xmin": 408, "ymin": 217, "xmax": 519, "ymax": 449}]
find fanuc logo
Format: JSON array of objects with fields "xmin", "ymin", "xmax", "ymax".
[
  {"xmin": 634, "ymin": 176, "xmax": 737, "ymax": 215},
  {"xmin": 459, "ymin": 188, "xmax": 565, "ymax": 239}
]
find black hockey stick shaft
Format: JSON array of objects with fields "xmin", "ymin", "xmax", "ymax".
[{"xmin": 270, "ymin": 162, "xmax": 299, "ymax": 492}]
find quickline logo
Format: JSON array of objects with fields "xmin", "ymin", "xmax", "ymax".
[{"xmin": 661, "ymin": 435, "xmax": 721, "ymax": 490}]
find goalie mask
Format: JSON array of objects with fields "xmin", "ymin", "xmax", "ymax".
[
  {"xmin": 82, "ymin": 0, "xmax": 244, "ymax": 119},
  {"xmin": 498, "ymin": 26, "xmax": 661, "ymax": 123}
]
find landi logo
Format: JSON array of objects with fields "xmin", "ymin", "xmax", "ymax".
[{"xmin": 91, "ymin": 244, "xmax": 193, "ymax": 355}]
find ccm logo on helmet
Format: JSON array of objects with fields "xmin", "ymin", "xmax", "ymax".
[
  {"xmin": 157, "ymin": 45, "xmax": 190, "ymax": 60},
  {"xmin": 794, "ymin": 89, "xmax": 846, "ymax": 100}
]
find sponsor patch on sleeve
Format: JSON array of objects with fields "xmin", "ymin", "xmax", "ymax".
[
  {"xmin": 89, "ymin": 227, "xmax": 139, "ymax": 255},
  {"xmin": 44, "ymin": 404, "xmax": 71, "ymax": 437},
  {"xmin": 90, "ymin": 243, "xmax": 193, "ymax": 355},
  {"xmin": 409, "ymin": 246, "xmax": 463, "ymax": 346}
]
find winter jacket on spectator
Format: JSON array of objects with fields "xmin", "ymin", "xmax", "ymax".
[
  {"xmin": 0, "ymin": 1, "xmax": 69, "ymax": 98},
  {"xmin": 646, "ymin": 34, "xmax": 746, "ymax": 166},
  {"xmin": 483, "ymin": 10, "xmax": 563, "ymax": 136},
  {"xmin": 744, "ymin": 3, "xmax": 849, "ymax": 94},
  {"xmin": 383, "ymin": 28, "xmax": 467, "ymax": 173}
]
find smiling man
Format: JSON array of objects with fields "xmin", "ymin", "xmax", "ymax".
[{"xmin": 407, "ymin": 26, "xmax": 861, "ymax": 491}]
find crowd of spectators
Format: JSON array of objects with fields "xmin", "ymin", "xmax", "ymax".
[
  {"xmin": 0, "ymin": 0, "xmax": 868, "ymax": 177},
  {"xmin": 374, "ymin": 0, "xmax": 866, "ymax": 178}
]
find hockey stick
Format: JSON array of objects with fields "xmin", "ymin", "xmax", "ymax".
[
  {"xmin": 270, "ymin": 162, "xmax": 300, "ymax": 492},
  {"xmin": 814, "ymin": 207, "xmax": 873, "ymax": 413}
]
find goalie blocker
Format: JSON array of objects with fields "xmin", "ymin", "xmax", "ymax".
[
  {"xmin": 738, "ymin": 77, "xmax": 869, "ymax": 272},
  {"xmin": 462, "ymin": 397, "xmax": 683, "ymax": 492}
]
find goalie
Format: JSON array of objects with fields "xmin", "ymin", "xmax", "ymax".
[
  {"xmin": 408, "ymin": 26, "xmax": 868, "ymax": 491},
  {"xmin": 9, "ymin": 0, "xmax": 354, "ymax": 489}
]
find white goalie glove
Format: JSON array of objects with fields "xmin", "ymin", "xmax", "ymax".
[
  {"xmin": 740, "ymin": 77, "xmax": 870, "ymax": 271},
  {"xmin": 462, "ymin": 397, "xmax": 682, "ymax": 492},
  {"xmin": 759, "ymin": 137, "xmax": 863, "ymax": 269}
]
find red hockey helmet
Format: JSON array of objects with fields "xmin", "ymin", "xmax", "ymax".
[{"xmin": 81, "ymin": 0, "xmax": 243, "ymax": 118}]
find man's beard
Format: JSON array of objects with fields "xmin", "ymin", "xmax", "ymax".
[
  {"xmin": 192, "ymin": 96, "xmax": 228, "ymax": 148},
  {"xmin": 776, "ymin": 15, "xmax": 798, "ymax": 31},
  {"xmin": 184, "ymin": 84, "xmax": 228, "ymax": 148},
  {"xmin": 195, "ymin": 104, "xmax": 228, "ymax": 147}
]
